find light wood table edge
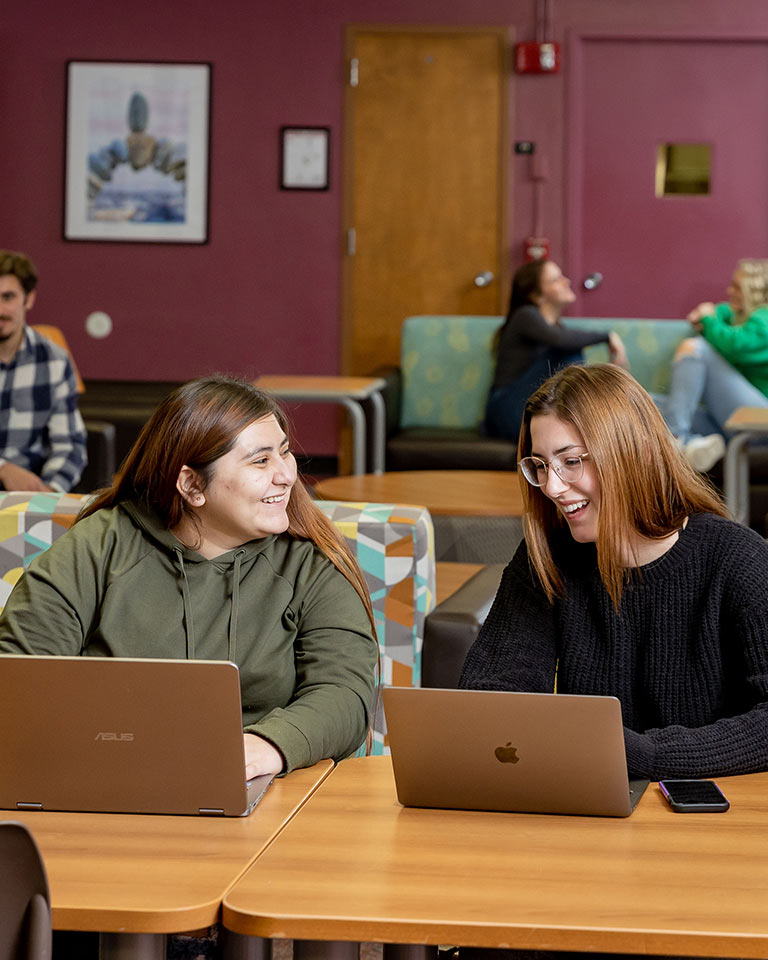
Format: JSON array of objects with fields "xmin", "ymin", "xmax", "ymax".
[
  {"xmin": 42, "ymin": 760, "xmax": 335, "ymax": 935},
  {"xmin": 219, "ymin": 911, "xmax": 768, "ymax": 958},
  {"xmin": 222, "ymin": 758, "xmax": 768, "ymax": 959},
  {"xmin": 217, "ymin": 760, "xmax": 337, "ymax": 915}
]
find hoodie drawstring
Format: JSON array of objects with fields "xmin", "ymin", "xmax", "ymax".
[
  {"xmin": 174, "ymin": 548, "xmax": 197, "ymax": 658},
  {"xmin": 228, "ymin": 549, "xmax": 245, "ymax": 661},
  {"xmin": 173, "ymin": 546, "xmax": 246, "ymax": 662}
]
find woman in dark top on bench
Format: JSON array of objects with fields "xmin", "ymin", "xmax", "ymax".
[{"xmin": 485, "ymin": 259, "xmax": 627, "ymax": 442}]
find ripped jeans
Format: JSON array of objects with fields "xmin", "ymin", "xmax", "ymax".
[{"xmin": 653, "ymin": 338, "xmax": 768, "ymax": 442}]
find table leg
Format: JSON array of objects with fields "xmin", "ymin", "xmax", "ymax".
[
  {"xmin": 220, "ymin": 929, "xmax": 271, "ymax": 960},
  {"xmin": 724, "ymin": 431, "xmax": 751, "ymax": 525},
  {"xmin": 383, "ymin": 945, "xmax": 435, "ymax": 960},
  {"xmin": 368, "ymin": 389, "xmax": 386, "ymax": 475},
  {"xmin": 337, "ymin": 399, "xmax": 367, "ymax": 475},
  {"xmin": 99, "ymin": 932, "xmax": 166, "ymax": 960},
  {"xmin": 294, "ymin": 940, "xmax": 360, "ymax": 960}
]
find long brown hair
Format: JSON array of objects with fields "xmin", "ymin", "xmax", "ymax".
[
  {"xmin": 80, "ymin": 375, "xmax": 375, "ymax": 629},
  {"xmin": 518, "ymin": 363, "xmax": 728, "ymax": 608}
]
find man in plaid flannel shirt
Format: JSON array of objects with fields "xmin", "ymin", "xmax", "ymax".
[{"xmin": 0, "ymin": 251, "xmax": 87, "ymax": 492}]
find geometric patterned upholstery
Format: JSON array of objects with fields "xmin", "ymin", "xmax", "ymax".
[
  {"xmin": 0, "ymin": 492, "xmax": 436, "ymax": 756},
  {"xmin": 0, "ymin": 492, "xmax": 86, "ymax": 610},
  {"xmin": 399, "ymin": 314, "xmax": 692, "ymax": 431},
  {"xmin": 315, "ymin": 501, "xmax": 435, "ymax": 754}
]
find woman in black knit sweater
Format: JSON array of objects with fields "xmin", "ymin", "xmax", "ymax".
[{"xmin": 460, "ymin": 363, "xmax": 768, "ymax": 781}]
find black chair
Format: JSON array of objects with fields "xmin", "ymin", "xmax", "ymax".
[{"xmin": 0, "ymin": 821, "xmax": 51, "ymax": 960}]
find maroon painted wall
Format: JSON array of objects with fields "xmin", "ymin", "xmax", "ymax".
[{"xmin": 4, "ymin": 0, "xmax": 768, "ymax": 453}]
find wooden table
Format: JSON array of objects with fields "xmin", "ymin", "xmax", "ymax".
[
  {"xmin": 723, "ymin": 405, "xmax": 768, "ymax": 524},
  {"xmin": 0, "ymin": 760, "xmax": 333, "ymax": 960},
  {"xmin": 435, "ymin": 561, "xmax": 484, "ymax": 604},
  {"xmin": 223, "ymin": 756, "xmax": 768, "ymax": 959},
  {"xmin": 256, "ymin": 375, "xmax": 386, "ymax": 475},
  {"xmin": 314, "ymin": 470, "xmax": 524, "ymax": 517}
]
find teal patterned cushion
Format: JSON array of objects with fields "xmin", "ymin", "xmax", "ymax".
[
  {"xmin": 564, "ymin": 318, "xmax": 691, "ymax": 393},
  {"xmin": 399, "ymin": 315, "xmax": 691, "ymax": 429},
  {"xmin": 400, "ymin": 315, "xmax": 504, "ymax": 429}
]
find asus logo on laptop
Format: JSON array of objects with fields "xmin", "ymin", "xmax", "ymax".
[{"xmin": 94, "ymin": 732, "xmax": 134, "ymax": 741}]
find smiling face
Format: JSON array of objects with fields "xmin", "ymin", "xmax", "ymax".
[
  {"xmin": 529, "ymin": 413, "xmax": 600, "ymax": 544},
  {"xmin": 177, "ymin": 414, "xmax": 297, "ymax": 558}
]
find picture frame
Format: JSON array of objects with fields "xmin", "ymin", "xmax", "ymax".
[
  {"xmin": 280, "ymin": 126, "xmax": 330, "ymax": 191},
  {"xmin": 64, "ymin": 60, "xmax": 211, "ymax": 243}
]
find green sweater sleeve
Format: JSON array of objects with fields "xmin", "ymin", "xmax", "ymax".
[
  {"xmin": 700, "ymin": 302, "xmax": 768, "ymax": 368},
  {"xmin": 244, "ymin": 560, "xmax": 378, "ymax": 773}
]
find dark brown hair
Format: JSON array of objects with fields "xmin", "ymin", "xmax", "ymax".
[
  {"xmin": 507, "ymin": 259, "xmax": 549, "ymax": 316},
  {"xmin": 0, "ymin": 250, "xmax": 38, "ymax": 295}
]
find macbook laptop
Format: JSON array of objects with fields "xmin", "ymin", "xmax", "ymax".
[
  {"xmin": 0, "ymin": 655, "xmax": 273, "ymax": 817},
  {"xmin": 383, "ymin": 686, "xmax": 648, "ymax": 817}
]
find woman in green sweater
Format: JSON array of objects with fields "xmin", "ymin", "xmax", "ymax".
[
  {"xmin": 0, "ymin": 375, "xmax": 379, "ymax": 779},
  {"xmin": 660, "ymin": 258, "xmax": 768, "ymax": 471}
]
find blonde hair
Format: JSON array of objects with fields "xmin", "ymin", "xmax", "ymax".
[
  {"xmin": 518, "ymin": 364, "xmax": 728, "ymax": 608},
  {"xmin": 736, "ymin": 259, "xmax": 768, "ymax": 317}
]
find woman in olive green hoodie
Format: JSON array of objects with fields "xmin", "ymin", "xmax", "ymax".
[{"xmin": 0, "ymin": 375, "xmax": 379, "ymax": 778}]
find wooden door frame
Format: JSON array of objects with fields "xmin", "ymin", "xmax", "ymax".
[
  {"xmin": 566, "ymin": 26, "xmax": 768, "ymax": 309},
  {"xmin": 340, "ymin": 24, "xmax": 513, "ymax": 375}
]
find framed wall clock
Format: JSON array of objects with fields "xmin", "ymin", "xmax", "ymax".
[{"xmin": 280, "ymin": 126, "xmax": 330, "ymax": 191}]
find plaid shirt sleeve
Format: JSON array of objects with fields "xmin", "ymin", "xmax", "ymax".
[{"xmin": 0, "ymin": 329, "xmax": 88, "ymax": 492}]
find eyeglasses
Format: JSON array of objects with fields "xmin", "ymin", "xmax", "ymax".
[{"xmin": 518, "ymin": 452, "xmax": 590, "ymax": 487}]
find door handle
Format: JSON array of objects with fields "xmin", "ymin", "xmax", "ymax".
[
  {"xmin": 474, "ymin": 271, "xmax": 495, "ymax": 288},
  {"xmin": 583, "ymin": 272, "xmax": 603, "ymax": 291}
]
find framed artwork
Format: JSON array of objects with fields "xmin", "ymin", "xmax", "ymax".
[
  {"xmin": 280, "ymin": 126, "xmax": 330, "ymax": 190},
  {"xmin": 64, "ymin": 60, "xmax": 211, "ymax": 243}
]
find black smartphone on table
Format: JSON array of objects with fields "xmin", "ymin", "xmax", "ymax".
[{"xmin": 659, "ymin": 779, "xmax": 730, "ymax": 813}]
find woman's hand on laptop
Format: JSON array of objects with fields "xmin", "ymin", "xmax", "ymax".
[{"xmin": 244, "ymin": 733, "xmax": 284, "ymax": 777}]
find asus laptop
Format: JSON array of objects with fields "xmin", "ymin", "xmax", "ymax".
[
  {"xmin": 383, "ymin": 686, "xmax": 649, "ymax": 817},
  {"xmin": 0, "ymin": 655, "xmax": 273, "ymax": 817}
]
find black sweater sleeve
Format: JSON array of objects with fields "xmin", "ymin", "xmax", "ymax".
[
  {"xmin": 506, "ymin": 305, "xmax": 611, "ymax": 352},
  {"xmin": 459, "ymin": 540, "xmax": 557, "ymax": 693}
]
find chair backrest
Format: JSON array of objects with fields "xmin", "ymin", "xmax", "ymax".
[
  {"xmin": 563, "ymin": 317, "xmax": 691, "ymax": 393},
  {"xmin": 399, "ymin": 315, "xmax": 503, "ymax": 430},
  {"xmin": 0, "ymin": 821, "xmax": 51, "ymax": 960},
  {"xmin": 29, "ymin": 325, "xmax": 85, "ymax": 394},
  {"xmin": 314, "ymin": 500, "xmax": 436, "ymax": 754}
]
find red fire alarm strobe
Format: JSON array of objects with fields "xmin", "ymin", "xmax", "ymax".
[
  {"xmin": 524, "ymin": 236, "xmax": 551, "ymax": 262},
  {"xmin": 515, "ymin": 42, "xmax": 561, "ymax": 74}
]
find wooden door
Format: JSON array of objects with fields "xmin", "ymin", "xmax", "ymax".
[
  {"xmin": 569, "ymin": 36, "xmax": 768, "ymax": 318},
  {"xmin": 342, "ymin": 28, "xmax": 509, "ymax": 375}
]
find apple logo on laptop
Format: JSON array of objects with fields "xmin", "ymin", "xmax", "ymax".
[{"xmin": 495, "ymin": 741, "xmax": 520, "ymax": 763}]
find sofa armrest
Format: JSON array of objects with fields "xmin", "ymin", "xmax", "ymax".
[{"xmin": 422, "ymin": 563, "xmax": 505, "ymax": 688}]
